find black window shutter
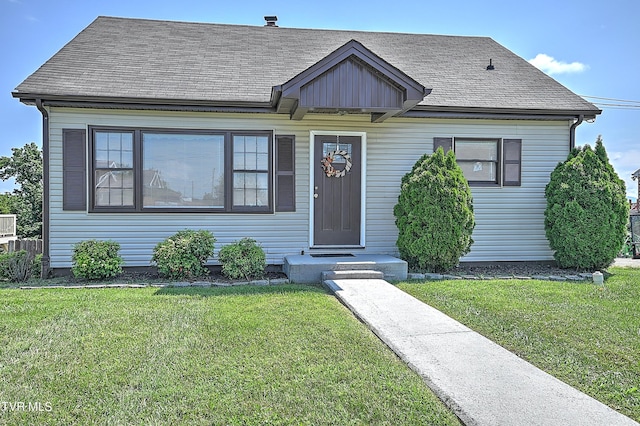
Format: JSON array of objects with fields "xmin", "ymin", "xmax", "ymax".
[
  {"xmin": 62, "ymin": 129, "xmax": 87, "ymax": 210},
  {"xmin": 434, "ymin": 137, "xmax": 453, "ymax": 153},
  {"xmin": 275, "ymin": 135, "xmax": 295, "ymax": 212},
  {"xmin": 503, "ymin": 139, "xmax": 522, "ymax": 186}
]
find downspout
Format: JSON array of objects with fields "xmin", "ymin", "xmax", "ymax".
[
  {"xmin": 569, "ymin": 114, "xmax": 584, "ymax": 151},
  {"xmin": 35, "ymin": 99, "xmax": 50, "ymax": 278}
]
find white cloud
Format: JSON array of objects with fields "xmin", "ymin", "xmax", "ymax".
[{"xmin": 528, "ymin": 53, "xmax": 588, "ymax": 75}]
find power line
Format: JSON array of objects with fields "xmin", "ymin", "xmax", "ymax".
[
  {"xmin": 591, "ymin": 102, "xmax": 640, "ymax": 110},
  {"xmin": 580, "ymin": 95, "xmax": 640, "ymax": 105}
]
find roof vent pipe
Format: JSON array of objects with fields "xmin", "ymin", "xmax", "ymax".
[
  {"xmin": 264, "ymin": 16, "xmax": 278, "ymax": 27},
  {"xmin": 486, "ymin": 59, "xmax": 495, "ymax": 70}
]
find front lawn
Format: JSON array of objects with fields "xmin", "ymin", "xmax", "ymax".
[
  {"xmin": 398, "ymin": 267, "xmax": 640, "ymax": 421},
  {"xmin": 0, "ymin": 285, "xmax": 460, "ymax": 425}
]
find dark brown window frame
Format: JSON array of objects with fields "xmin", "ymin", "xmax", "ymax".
[
  {"xmin": 454, "ymin": 137, "xmax": 502, "ymax": 187},
  {"xmin": 434, "ymin": 136, "xmax": 522, "ymax": 187},
  {"xmin": 89, "ymin": 126, "xmax": 274, "ymax": 213},
  {"xmin": 93, "ymin": 129, "xmax": 135, "ymax": 210}
]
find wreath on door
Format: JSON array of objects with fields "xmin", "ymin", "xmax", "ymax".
[{"xmin": 320, "ymin": 150, "xmax": 352, "ymax": 178}]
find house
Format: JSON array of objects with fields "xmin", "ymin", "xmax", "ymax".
[
  {"xmin": 0, "ymin": 214, "xmax": 18, "ymax": 251},
  {"xmin": 12, "ymin": 16, "xmax": 601, "ymax": 277},
  {"xmin": 632, "ymin": 169, "xmax": 640, "ymax": 215}
]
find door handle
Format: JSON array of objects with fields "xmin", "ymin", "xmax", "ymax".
[{"xmin": 313, "ymin": 193, "xmax": 319, "ymax": 199}]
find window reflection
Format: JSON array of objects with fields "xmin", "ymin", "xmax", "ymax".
[
  {"xmin": 94, "ymin": 131, "xmax": 134, "ymax": 207},
  {"xmin": 143, "ymin": 133, "xmax": 225, "ymax": 208}
]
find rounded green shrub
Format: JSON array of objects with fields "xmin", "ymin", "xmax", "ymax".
[
  {"xmin": 72, "ymin": 240, "xmax": 123, "ymax": 280},
  {"xmin": 152, "ymin": 229, "xmax": 215, "ymax": 280},
  {"xmin": 394, "ymin": 147, "xmax": 475, "ymax": 272},
  {"xmin": 544, "ymin": 136, "xmax": 628, "ymax": 270},
  {"xmin": 218, "ymin": 237, "xmax": 266, "ymax": 280}
]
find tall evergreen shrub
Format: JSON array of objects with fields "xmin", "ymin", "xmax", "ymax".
[
  {"xmin": 544, "ymin": 136, "xmax": 628, "ymax": 269},
  {"xmin": 394, "ymin": 147, "xmax": 475, "ymax": 272}
]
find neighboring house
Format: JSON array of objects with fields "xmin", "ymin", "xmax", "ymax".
[
  {"xmin": 13, "ymin": 16, "xmax": 600, "ymax": 274},
  {"xmin": 0, "ymin": 214, "xmax": 18, "ymax": 251},
  {"xmin": 632, "ymin": 169, "xmax": 640, "ymax": 215},
  {"xmin": 631, "ymin": 170, "xmax": 640, "ymax": 258}
]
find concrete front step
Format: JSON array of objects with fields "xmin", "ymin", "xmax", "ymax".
[
  {"xmin": 322, "ymin": 270, "xmax": 384, "ymax": 281},
  {"xmin": 283, "ymin": 254, "xmax": 407, "ymax": 284}
]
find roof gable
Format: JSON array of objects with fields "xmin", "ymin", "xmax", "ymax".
[{"xmin": 272, "ymin": 40, "xmax": 430, "ymax": 122}]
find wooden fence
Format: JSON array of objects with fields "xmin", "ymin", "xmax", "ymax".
[{"xmin": 8, "ymin": 239, "xmax": 43, "ymax": 257}]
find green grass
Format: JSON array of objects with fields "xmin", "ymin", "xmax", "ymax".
[
  {"xmin": 398, "ymin": 267, "xmax": 640, "ymax": 421},
  {"xmin": 0, "ymin": 284, "xmax": 460, "ymax": 425}
]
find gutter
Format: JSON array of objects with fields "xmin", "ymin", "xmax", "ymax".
[
  {"xmin": 15, "ymin": 92, "xmax": 601, "ymax": 122},
  {"xmin": 405, "ymin": 105, "xmax": 599, "ymax": 121},
  {"xmin": 35, "ymin": 99, "xmax": 50, "ymax": 278},
  {"xmin": 401, "ymin": 110, "xmax": 582, "ymax": 121},
  {"xmin": 569, "ymin": 114, "xmax": 584, "ymax": 150},
  {"xmin": 12, "ymin": 92, "xmax": 273, "ymax": 111}
]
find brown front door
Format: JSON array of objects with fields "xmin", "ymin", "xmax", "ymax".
[{"xmin": 313, "ymin": 135, "xmax": 361, "ymax": 246}]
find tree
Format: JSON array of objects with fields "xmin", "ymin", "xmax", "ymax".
[
  {"xmin": 0, "ymin": 193, "xmax": 13, "ymax": 214},
  {"xmin": 394, "ymin": 147, "xmax": 475, "ymax": 272},
  {"xmin": 544, "ymin": 136, "xmax": 628, "ymax": 270},
  {"xmin": 0, "ymin": 143, "xmax": 43, "ymax": 238}
]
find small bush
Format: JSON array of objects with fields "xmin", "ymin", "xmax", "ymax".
[
  {"xmin": 152, "ymin": 229, "xmax": 215, "ymax": 280},
  {"xmin": 218, "ymin": 238, "xmax": 266, "ymax": 280},
  {"xmin": 0, "ymin": 250, "xmax": 39, "ymax": 282},
  {"xmin": 393, "ymin": 147, "xmax": 475, "ymax": 272},
  {"xmin": 544, "ymin": 136, "xmax": 628, "ymax": 270},
  {"xmin": 72, "ymin": 240, "xmax": 123, "ymax": 280},
  {"xmin": 32, "ymin": 253, "xmax": 42, "ymax": 278}
]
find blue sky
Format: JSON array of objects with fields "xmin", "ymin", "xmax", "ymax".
[{"xmin": 2, "ymin": 0, "xmax": 639, "ymax": 199}]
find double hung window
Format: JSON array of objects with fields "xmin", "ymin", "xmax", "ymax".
[
  {"xmin": 434, "ymin": 137, "xmax": 522, "ymax": 186},
  {"xmin": 454, "ymin": 139, "xmax": 500, "ymax": 184},
  {"xmin": 94, "ymin": 131, "xmax": 134, "ymax": 207}
]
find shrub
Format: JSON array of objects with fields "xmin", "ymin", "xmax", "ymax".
[
  {"xmin": 393, "ymin": 147, "xmax": 475, "ymax": 272},
  {"xmin": 218, "ymin": 238, "xmax": 266, "ymax": 280},
  {"xmin": 72, "ymin": 240, "xmax": 123, "ymax": 280},
  {"xmin": 32, "ymin": 253, "xmax": 42, "ymax": 278},
  {"xmin": 152, "ymin": 229, "xmax": 215, "ymax": 280},
  {"xmin": 0, "ymin": 250, "xmax": 39, "ymax": 282},
  {"xmin": 544, "ymin": 136, "xmax": 628, "ymax": 270}
]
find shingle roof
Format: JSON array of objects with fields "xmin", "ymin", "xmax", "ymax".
[{"xmin": 13, "ymin": 16, "xmax": 600, "ymax": 115}]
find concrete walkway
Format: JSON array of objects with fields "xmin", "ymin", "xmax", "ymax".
[
  {"xmin": 613, "ymin": 257, "xmax": 640, "ymax": 268},
  {"xmin": 324, "ymin": 278, "xmax": 639, "ymax": 426}
]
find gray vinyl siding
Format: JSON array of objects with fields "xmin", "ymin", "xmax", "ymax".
[{"xmin": 48, "ymin": 107, "xmax": 569, "ymax": 268}]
